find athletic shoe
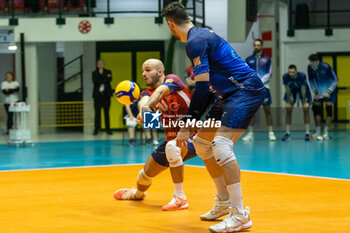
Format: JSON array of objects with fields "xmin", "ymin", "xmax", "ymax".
[
  {"xmin": 161, "ymin": 194, "xmax": 189, "ymax": 211},
  {"xmin": 129, "ymin": 139, "xmax": 137, "ymax": 146},
  {"xmin": 313, "ymin": 133, "xmax": 323, "ymax": 141},
  {"xmin": 153, "ymin": 140, "xmax": 159, "ymax": 146},
  {"xmin": 113, "ymin": 188, "xmax": 145, "ymax": 200},
  {"xmin": 242, "ymin": 132, "xmax": 254, "ymax": 142},
  {"xmin": 200, "ymin": 194, "xmax": 230, "ymax": 221},
  {"xmin": 269, "ymin": 132, "xmax": 276, "ymax": 141},
  {"xmin": 281, "ymin": 133, "xmax": 291, "ymax": 141},
  {"xmin": 323, "ymin": 132, "xmax": 330, "ymax": 140},
  {"xmin": 305, "ymin": 133, "xmax": 311, "ymax": 141},
  {"xmin": 208, "ymin": 206, "xmax": 252, "ymax": 233}
]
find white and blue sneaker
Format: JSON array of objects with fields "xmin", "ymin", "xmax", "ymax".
[{"xmin": 209, "ymin": 206, "xmax": 252, "ymax": 233}]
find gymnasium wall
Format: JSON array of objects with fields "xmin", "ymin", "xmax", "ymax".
[
  {"xmin": 6, "ymin": 17, "xmax": 171, "ymax": 43},
  {"xmin": 279, "ymin": 1, "xmax": 350, "ymax": 124}
]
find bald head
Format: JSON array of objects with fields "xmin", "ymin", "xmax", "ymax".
[
  {"xmin": 142, "ymin": 59, "xmax": 165, "ymax": 87},
  {"xmin": 143, "ymin": 59, "xmax": 164, "ymax": 71}
]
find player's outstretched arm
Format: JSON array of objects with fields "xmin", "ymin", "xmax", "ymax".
[
  {"xmin": 136, "ymin": 96, "xmax": 150, "ymax": 124},
  {"xmin": 145, "ymin": 85, "xmax": 171, "ymax": 109}
]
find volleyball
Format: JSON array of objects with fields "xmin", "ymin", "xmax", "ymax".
[{"xmin": 114, "ymin": 80, "xmax": 140, "ymax": 105}]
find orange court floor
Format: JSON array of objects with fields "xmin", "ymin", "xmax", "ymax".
[{"xmin": 1, "ymin": 165, "xmax": 350, "ymax": 233}]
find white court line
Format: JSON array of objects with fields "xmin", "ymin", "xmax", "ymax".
[
  {"xmin": 185, "ymin": 165, "xmax": 350, "ymax": 181},
  {"xmin": 0, "ymin": 163, "xmax": 144, "ymax": 173},
  {"xmin": 0, "ymin": 163, "xmax": 349, "ymax": 181}
]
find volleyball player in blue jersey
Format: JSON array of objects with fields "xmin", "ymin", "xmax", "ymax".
[
  {"xmin": 163, "ymin": 3, "xmax": 266, "ymax": 232},
  {"xmin": 308, "ymin": 54, "xmax": 338, "ymax": 141}
]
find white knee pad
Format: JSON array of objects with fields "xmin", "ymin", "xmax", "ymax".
[
  {"xmin": 165, "ymin": 140, "xmax": 183, "ymax": 168},
  {"xmin": 212, "ymin": 136, "xmax": 236, "ymax": 166},
  {"xmin": 193, "ymin": 136, "xmax": 214, "ymax": 160},
  {"xmin": 137, "ymin": 169, "xmax": 152, "ymax": 186}
]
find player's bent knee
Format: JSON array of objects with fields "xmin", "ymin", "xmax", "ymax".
[
  {"xmin": 137, "ymin": 169, "xmax": 152, "ymax": 186},
  {"xmin": 312, "ymin": 104, "xmax": 322, "ymax": 116},
  {"xmin": 326, "ymin": 105, "xmax": 332, "ymax": 117},
  {"xmin": 212, "ymin": 136, "xmax": 236, "ymax": 166},
  {"xmin": 193, "ymin": 136, "xmax": 214, "ymax": 160},
  {"xmin": 165, "ymin": 140, "xmax": 183, "ymax": 168}
]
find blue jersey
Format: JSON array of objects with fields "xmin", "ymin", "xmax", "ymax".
[
  {"xmin": 283, "ymin": 72, "xmax": 308, "ymax": 90},
  {"xmin": 307, "ymin": 61, "xmax": 338, "ymax": 97},
  {"xmin": 186, "ymin": 26, "xmax": 259, "ymax": 99},
  {"xmin": 246, "ymin": 53, "xmax": 272, "ymax": 89}
]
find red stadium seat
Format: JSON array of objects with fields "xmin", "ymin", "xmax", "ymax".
[
  {"xmin": 0, "ymin": 0, "xmax": 5, "ymax": 12},
  {"xmin": 66, "ymin": 0, "xmax": 83, "ymax": 11},
  {"xmin": 45, "ymin": 0, "xmax": 64, "ymax": 12},
  {"xmin": 7, "ymin": 0, "xmax": 25, "ymax": 12}
]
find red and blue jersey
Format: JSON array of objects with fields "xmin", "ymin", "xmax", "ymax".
[
  {"xmin": 186, "ymin": 26, "xmax": 260, "ymax": 99},
  {"xmin": 141, "ymin": 74, "xmax": 191, "ymax": 141}
]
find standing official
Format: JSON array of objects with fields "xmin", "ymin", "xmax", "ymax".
[{"xmin": 92, "ymin": 59, "xmax": 113, "ymax": 135}]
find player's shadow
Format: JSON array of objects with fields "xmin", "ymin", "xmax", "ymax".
[{"xmin": 129, "ymin": 201, "xmax": 163, "ymax": 210}]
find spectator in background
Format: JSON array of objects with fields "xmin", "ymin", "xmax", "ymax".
[
  {"xmin": 123, "ymin": 101, "xmax": 139, "ymax": 146},
  {"xmin": 184, "ymin": 65, "xmax": 195, "ymax": 96},
  {"xmin": 92, "ymin": 59, "xmax": 113, "ymax": 135},
  {"xmin": 144, "ymin": 127, "xmax": 159, "ymax": 146},
  {"xmin": 243, "ymin": 39, "xmax": 276, "ymax": 141},
  {"xmin": 282, "ymin": 65, "xmax": 312, "ymax": 141},
  {"xmin": 1, "ymin": 72, "xmax": 20, "ymax": 135},
  {"xmin": 123, "ymin": 95, "xmax": 159, "ymax": 146},
  {"xmin": 308, "ymin": 54, "xmax": 338, "ymax": 141}
]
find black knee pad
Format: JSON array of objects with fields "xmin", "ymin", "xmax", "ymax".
[
  {"xmin": 326, "ymin": 105, "xmax": 332, "ymax": 117},
  {"xmin": 312, "ymin": 104, "xmax": 322, "ymax": 116}
]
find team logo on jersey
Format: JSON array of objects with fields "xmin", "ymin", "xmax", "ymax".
[
  {"xmin": 165, "ymin": 79, "xmax": 174, "ymax": 83},
  {"xmin": 193, "ymin": 57, "xmax": 201, "ymax": 67},
  {"xmin": 143, "ymin": 111, "xmax": 161, "ymax": 129}
]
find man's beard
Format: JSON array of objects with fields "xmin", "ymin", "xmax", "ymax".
[
  {"xmin": 254, "ymin": 48, "xmax": 262, "ymax": 54},
  {"xmin": 147, "ymin": 73, "xmax": 160, "ymax": 87}
]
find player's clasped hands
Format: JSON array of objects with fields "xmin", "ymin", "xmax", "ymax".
[{"xmin": 176, "ymin": 127, "xmax": 190, "ymax": 148}]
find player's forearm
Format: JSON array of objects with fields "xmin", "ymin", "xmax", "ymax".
[
  {"xmin": 125, "ymin": 105, "xmax": 133, "ymax": 117},
  {"xmin": 301, "ymin": 86, "xmax": 306, "ymax": 103},
  {"xmin": 146, "ymin": 85, "xmax": 171, "ymax": 109},
  {"xmin": 261, "ymin": 72, "xmax": 272, "ymax": 84},
  {"xmin": 138, "ymin": 96, "xmax": 149, "ymax": 112},
  {"xmin": 328, "ymin": 72, "xmax": 338, "ymax": 93},
  {"xmin": 309, "ymin": 80, "xmax": 318, "ymax": 94},
  {"xmin": 285, "ymin": 86, "xmax": 291, "ymax": 103},
  {"xmin": 186, "ymin": 81, "xmax": 211, "ymax": 120},
  {"xmin": 147, "ymin": 91, "xmax": 164, "ymax": 109}
]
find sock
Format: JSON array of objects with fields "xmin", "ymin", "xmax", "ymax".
[
  {"xmin": 316, "ymin": 126, "xmax": 321, "ymax": 134},
  {"xmin": 135, "ymin": 190, "xmax": 145, "ymax": 199},
  {"xmin": 227, "ymin": 183, "xmax": 244, "ymax": 211},
  {"xmin": 213, "ymin": 176, "xmax": 229, "ymax": 201},
  {"xmin": 305, "ymin": 124, "xmax": 310, "ymax": 134},
  {"xmin": 324, "ymin": 126, "xmax": 329, "ymax": 133},
  {"xmin": 174, "ymin": 183, "xmax": 186, "ymax": 199},
  {"xmin": 248, "ymin": 126, "xmax": 254, "ymax": 133},
  {"xmin": 268, "ymin": 126, "xmax": 273, "ymax": 133},
  {"xmin": 286, "ymin": 124, "xmax": 291, "ymax": 134}
]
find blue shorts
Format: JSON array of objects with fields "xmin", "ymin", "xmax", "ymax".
[
  {"xmin": 263, "ymin": 88, "xmax": 272, "ymax": 106},
  {"xmin": 151, "ymin": 136, "xmax": 197, "ymax": 167},
  {"xmin": 220, "ymin": 78, "xmax": 266, "ymax": 129},
  {"xmin": 283, "ymin": 86, "xmax": 312, "ymax": 105}
]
